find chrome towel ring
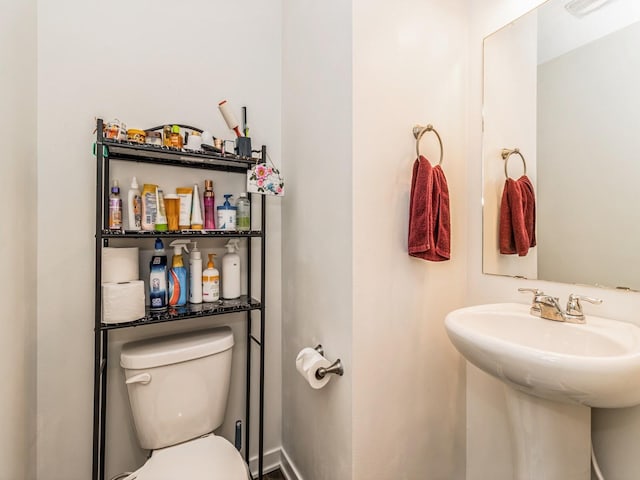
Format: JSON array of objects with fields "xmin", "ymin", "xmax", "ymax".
[
  {"xmin": 501, "ymin": 148, "xmax": 527, "ymax": 179},
  {"xmin": 413, "ymin": 124, "xmax": 443, "ymax": 166}
]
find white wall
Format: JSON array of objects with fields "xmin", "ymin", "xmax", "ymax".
[
  {"xmin": 0, "ymin": 1, "xmax": 37, "ymax": 479},
  {"xmin": 281, "ymin": 1, "xmax": 354, "ymax": 479},
  {"xmin": 467, "ymin": 1, "xmax": 640, "ymax": 479},
  {"xmin": 36, "ymin": 2, "xmax": 282, "ymax": 478},
  {"xmin": 351, "ymin": 1, "xmax": 468, "ymax": 478}
]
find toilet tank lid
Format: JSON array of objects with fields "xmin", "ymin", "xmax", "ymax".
[{"xmin": 120, "ymin": 327, "xmax": 234, "ymax": 370}]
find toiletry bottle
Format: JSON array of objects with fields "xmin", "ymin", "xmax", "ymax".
[
  {"xmin": 163, "ymin": 125, "xmax": 172, "ymax": 146},
  {"xmin": 204, "ymin": 180, "xmax": 216, "ymax": 229},
  {"xmin": 155, "ymin": 188, "xmax": 168, "ymax": 232},
  {"xmin": 202, "ymin": 254, "xmax": 220, "ymax": 303},
  {"xmin": 190, "ymin": 184, "xmax": 203, "ymax": 230},
  {"xmin": 236, "ymin": 192, "xmax": 250, "ymax": 231},
  {"xmin": 141, "ymin": 183, "xmax": 158, "ymax": 231},
  {"xmin": 189, "ymin": 242, "xmax": 203, "ymax": 304},
  {"xmin": 217, "ymin": 194, "xmax": 237, "ymax": 231},
  {"xmin": 170, "ymin": 125, "xmax": 183, "ymax": 149},
  {"xmin": 168, "ymin": 240, "xmax": 189, "ymax": 306},
  {"xmin": 127, "ymin": 176, "xmax": 142, "ymax": 231},
  {"xmin": 149, "ymin": 238, "xmax": 168, "ymax": 310},
  {"xmin": 176, "ymin": 187, "xmax": 193, "ymax": 229},
  {"xmin": 222, "ymin": 239, "xmax": 241, "ymax": 299},
  {"xmin": 109, "ymin": 179, "xmax": 123, "ymax": 230}
]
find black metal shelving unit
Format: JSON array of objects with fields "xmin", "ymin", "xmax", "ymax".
[{"xmin": 92, "ymin": 118, "xmax": 267, "ymax": 480}]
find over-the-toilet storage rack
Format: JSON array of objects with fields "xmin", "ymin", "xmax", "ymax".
[{"xmin": 92, "ymin": 118, "xmax": 267, "ymax": 480}]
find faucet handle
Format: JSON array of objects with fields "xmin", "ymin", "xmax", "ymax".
[
  {"xmin": 566, "ymin": 294, "xmax": 603, "ymax": 316},
  {"xmin": 518, "ymin": 287, "xmax": 543, "ymax": 297},
  {"xmin": 518, "ymin": 288, "xmax": 543, "ymax": 316}
]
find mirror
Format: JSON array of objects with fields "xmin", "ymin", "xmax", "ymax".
[{"xmin": 482, "ymin": 0, "xmax": 640, "ymax": 290}]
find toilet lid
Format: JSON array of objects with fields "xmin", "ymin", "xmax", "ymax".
[{"xmin": 127, "ymin": 435, "xmax": 250, "ymax": 480}]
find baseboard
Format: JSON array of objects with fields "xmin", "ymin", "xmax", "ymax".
[
  {"xmin": 249, "ymin": 447, "xmax": 283, "ymax": 478},
  {"xmin": 248, "ymin": 446, "xmax": 302, "ymax": 480},
  {"xmin": 280, "ymin": 447, "xmax": 302, "ymax": 480}
]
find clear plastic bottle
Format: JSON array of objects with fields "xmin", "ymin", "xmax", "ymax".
[
  {"xmin": 108, "ymin": 179, "xmax": 122, "ymax": 230},
  {"xmin": 236, "ymin": 193, "xmax": 250, "ymax": 231}
]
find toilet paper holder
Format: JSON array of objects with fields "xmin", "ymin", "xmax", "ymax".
[{"xmin": 314, "ymin": 344, "xmax": 344, "ymax": 380}]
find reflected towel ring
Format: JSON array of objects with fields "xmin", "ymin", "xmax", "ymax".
[
  {"xmin": 413, "ymin": 124, "xmax": 443, "ymax": 166},
  {"xmin": 501, "ymin": 148, "xmax": 527, "ymax": 179}
]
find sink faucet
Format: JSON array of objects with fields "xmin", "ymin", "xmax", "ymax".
[{"xmin": 518, "ymin": 288, "xmax": 602, "ymax": 324}]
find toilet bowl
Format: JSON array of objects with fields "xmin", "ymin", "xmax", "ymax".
[{"xmin": 120, "ymin": 327, "xmax": 249, "ymax": 480}]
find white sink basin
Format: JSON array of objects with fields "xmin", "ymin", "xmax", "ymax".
[{"xmin": 445, "ymin": 303, "xmax": 640, "ymax": 408}]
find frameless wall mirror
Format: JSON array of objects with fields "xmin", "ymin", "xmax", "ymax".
[{"xmin": 482, "ymin": 0, "xmax": 640, "ymax": 290}]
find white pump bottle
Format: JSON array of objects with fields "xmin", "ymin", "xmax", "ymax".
[
  {"xmin": 222, "ymin": 239, "xmax": 241, "ymax": 299},
  {"xmin": 189, "ymin": 241, "xmax": 203, "ymax": 304}
]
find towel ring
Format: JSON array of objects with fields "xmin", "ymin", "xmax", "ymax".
[
  {"xmin": 501, "ymin": 148, "xmax": 527, "ymax": 179},
  {"xmin": 413, "ymin": 124, "xmax": 443, "ymax": 166}
]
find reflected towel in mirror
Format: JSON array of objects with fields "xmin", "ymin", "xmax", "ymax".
[{"xmin": 499, "ymin": 175, "xmax": 536, "ymax": 256}]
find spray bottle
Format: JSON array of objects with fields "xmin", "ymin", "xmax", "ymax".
[
  {"xmin": 222, "ymin": 239, "xmax": 241, "ymax": 299},
  {"xmin": 149, "ymin": 238, "xmax": 168, "ymax": 310},
  {"xmin": 168, "ymin": 240, "xmax": 190, "ymax": 306},
  {"xmin": 202, "ymin": 254, "xmax": 220, "ymax": 303},
  {"xmin": 189, "ymin": 242, "xmax": 203, "ymax": 304}
]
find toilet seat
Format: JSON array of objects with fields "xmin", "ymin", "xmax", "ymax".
[{"xmin": 125, "ymin": 434, "xmax": 250, "ymax": 480}]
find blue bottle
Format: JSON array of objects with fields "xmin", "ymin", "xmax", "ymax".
[
  {"xmin": 168, "ymin": 240, "xmax": 189, "ymax": 306},
  {"xmin": 149, "ymin": 238, "xmax": 168, "ymax": 310}
]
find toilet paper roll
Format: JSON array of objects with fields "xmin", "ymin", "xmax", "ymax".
[
  {"xmin": 102, "ymin": 247, "xmax": 139, "ymax": 283},
  {"xmin": 102, "ymin": 281, "xmax": 146, "ymax": 324},
  {"xmin": 296, "ymin": 347, "xmax": 332, "ymax": 389}
]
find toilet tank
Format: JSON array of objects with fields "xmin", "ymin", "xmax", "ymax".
[{"xmin": 120, "ymin": 327, "xmax": 234, "ymax": 450}]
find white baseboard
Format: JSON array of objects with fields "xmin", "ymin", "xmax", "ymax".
[
  {"xmin": 249, "ymin": 447, "xmax": 284, "ymax": 478},
  {"xmin": 248, "ymin": 446, "xmax": 302, "ymax": 480},
  {"xmin": 280, "ymin": 447, "xmax": 302, "ymax": 480}
]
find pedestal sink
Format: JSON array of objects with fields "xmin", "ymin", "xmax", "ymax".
[{"xmin": 445, "ymin": 303, "xmax": 640, "ymax": 480}]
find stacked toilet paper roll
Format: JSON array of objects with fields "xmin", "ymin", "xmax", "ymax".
[
  {"xmin": 102, "ymin": 247, "xmax": 145, "ymax": 324},
  {"xmin": 103, "ymin": 281, "xmax": 146, "ymax": 324},
  {"xmin": 102, "ymin": 247, "xmax": 139, "ymax": 283},
  {"xmin": 296, "ymin": 347, "xmax": 332, "ymax": 389}
]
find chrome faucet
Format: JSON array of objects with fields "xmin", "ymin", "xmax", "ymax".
[{"xmin": 518, "ymin": 288, "xmax": 602, "ymax": 324}]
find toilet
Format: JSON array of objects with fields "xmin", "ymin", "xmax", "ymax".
[{"xmin": 119, "ymin": 326, "xmax": 250, "ymax": 480}]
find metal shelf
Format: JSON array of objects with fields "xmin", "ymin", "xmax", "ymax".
[
  {"xmin": 93, "ymin": 118, "xmax": 268, "ymax": 480},
  {"xmin": 99, "ymin": 296, "xmax": 261, "ymax": 331},
  {"xmin": 103, "ymin": 139, "xmax": 257, "ymax": 173},
  {"xmin": 101, "ymin": 229, "xmax": 263, "ymax": 239}
]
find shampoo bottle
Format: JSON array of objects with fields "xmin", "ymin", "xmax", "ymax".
[
  {"xmin": 203, "ymin": 180, "xmax": 216, "ymax": 229},
  {"xmin": 149, "ymin": 238, "xmax": 168, "ymax": 310},
  {"xmin": 168, "ymin": 240, "xmax": 189, "ymax": 306},
  {"xmin": 202, "ymin": 254, "xmax": 220, "ymax": 303},
  {"xmin": 217, "ymin": 194, "xmax": 236, "ymax": 231},
  {"xmin": 222, "ymin": 239, "xmax": 241, "ymax": 299},
  {"xmin": 127, "ymin": 176, "xmax": 142, "ymax": 231},
  {"xmin": 155, "ymin": 188, "xmax": 168, "ymax": 232},
  {"xmin": 108, "ymin": 180, "xmax": 123, "ymax": 230},
  {"xmin": 189, "ymin": 242, "xmax": 203, "ymax": 304}
]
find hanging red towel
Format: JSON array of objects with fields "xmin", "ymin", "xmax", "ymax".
[
  {"xmin": 408, "ymin": 156, "xmax": 451, "ymax": 262},
  {"xmin": 499, "ymin": 175, "xmax": 536, "ymax": 256}
]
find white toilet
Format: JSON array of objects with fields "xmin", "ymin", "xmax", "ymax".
[{"xmin": 120, "ymin": 326, "xmax": 250, "ymax": 480}]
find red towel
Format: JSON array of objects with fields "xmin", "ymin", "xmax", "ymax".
[
  {"xmin": 499, "ymin": 175, "xmax": 536, "ymax": 256},
  {"xmin": 408, "ymin": 156, "xmax": 451, "ymax": 262}
]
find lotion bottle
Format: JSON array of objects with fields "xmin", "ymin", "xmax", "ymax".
[
  {"xmin": 222, "ymin": 239, "xmax": 241, "ymax": 299},
  {"xmin": 202, "ymin": 254, "xmax": 220, "ymax": 303},
  {"xmin": 127, "ymin": 176, "xmax": 141, "ymax": 231},
  {"xmin": 189, "ymin": 242, "xmax": 203, "ymax": 304},
  {"xmin": 168, "ymin": 240, "xmax": 189, "ymax": 306}
]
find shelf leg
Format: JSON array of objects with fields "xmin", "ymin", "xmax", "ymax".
[
  {"xmin": 99, "ymin": 330, "xmax": 109, "ymax": 480},
  {"xmin": 92, "ymin": 330, "xmax": 102, "ymax": 480},
  {"xmin": 245, "ymin": 310, "xmax": 251, "ymax": 465}
]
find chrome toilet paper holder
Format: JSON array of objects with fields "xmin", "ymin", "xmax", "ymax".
[{"xmin": 313, "ymin": 344, "xmax": 344, "ymax": 380}]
